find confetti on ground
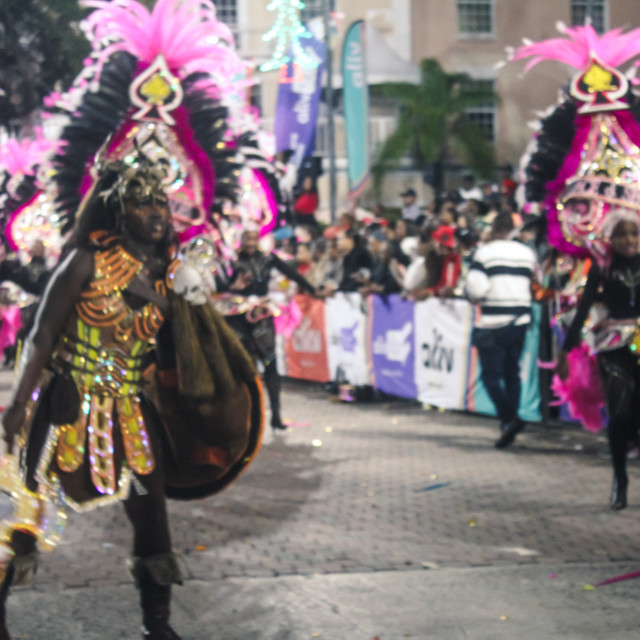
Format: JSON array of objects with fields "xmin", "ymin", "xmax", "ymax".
[
  {"xmin": 584, "ymin": 584, "xmax": 595, "ymax": 591},
  {"xmin": 430, "ymin": 474, "xmax": 438, "ymax": 480},
  {"xmin": 594, "ymin": 570, "xmax": 640, "ymax": 587},
  {"xmin": 195, "ymin": 545, "xmax": 208, "ymax": 552},
  {"xmin": 285, "ymin": 420, "xmax": 311, "ymax": 428},
  {"xmin": 311, "ymin": 633, "xmax": 321, "ymax": 638},
  {"xmin": 324, "ymin": 427, "xmax": 333, "ymax": 433},
  {"xmin": 499, "ymin": 547, "xmax": 539, "ymax": 557},
  {"xmin": 311, "ymin": 439, "xmax": 323, "ymax": 447},
  {"xmin": 500, "ymin": 615, "xmax": 509, "ymax": 621},
  {"xmin": 391, "ymin": 418, "xmax": 399, "ymax": 425},
  {"xmin": 415, "ymin": 482, "xmax": 451, "ymax": 493},
  {"xmin": 468, "ymin": 518, "xmax": 477, "ymax": 527},
  {"xmin": 550, "ymin": 573, "xmax": 558, "ymax": 579}
]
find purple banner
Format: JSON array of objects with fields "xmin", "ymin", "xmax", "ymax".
[
  {"xmin": 274, "ymin": 31, "xmax": 325, "ymax": 169},
  {"xmin": 369, "ymin": 295, "xmax": 417, "ymax": 399}
]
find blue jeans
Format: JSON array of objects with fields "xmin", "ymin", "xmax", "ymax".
[{"xmin": 474, "ymin": 323, "xmax": 528, "ymax": 423}]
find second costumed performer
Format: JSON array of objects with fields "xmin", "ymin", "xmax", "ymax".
[
  {"xmin": 224, "ymin": 229, "xmax": 317, "ymax": 431},
  {"xmin": 0, "ymin": 1, "xmax": 265, "ymax": 638},
  {"xmin": 511, "ymin": 22, "xmax": 640, "ymax": 510}
]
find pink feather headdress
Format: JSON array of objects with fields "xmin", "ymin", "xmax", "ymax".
[
  {"xmin": 0, "ymin": 129, "xmax": 62, "ymax": 255},
  {"xmin": 79, "ymin": 0, "xmax": 247, "ymax": 100},
  {"xmin": 510, "ymin": 22, "xmax": 640, "ymax": 73},
  {"xmin": 511, "ymin": 22, "xmax": 640, "ymax": 264},
  {"xmin": 49, "ymin": 0, "xmax": 256, "ymax": 236},
  {"xmin": 0, "ymin": 128, "xmax": 57, "ymax": 183}
]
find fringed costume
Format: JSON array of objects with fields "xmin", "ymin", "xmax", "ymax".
[{"xmin": 0, "ymin": 1, "xmax": 266, "ymax": 638}]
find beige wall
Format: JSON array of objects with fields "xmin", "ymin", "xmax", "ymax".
[{"xmin": 411, "ymin": 0, "xmax": 640, "ymax": 166}]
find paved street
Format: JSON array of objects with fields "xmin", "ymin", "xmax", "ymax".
[{"xmin": 2, "ymin": 369, "xmax": 640, "ymax": 639}]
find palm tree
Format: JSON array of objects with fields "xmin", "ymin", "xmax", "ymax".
[{"xmin": 371, "ymin": 58, "xmax": 498, "ymax": 197}]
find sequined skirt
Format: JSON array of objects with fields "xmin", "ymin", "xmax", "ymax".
[{"xmin": 20, "ymin": 374, "xmax": 159, "ymax": 512}]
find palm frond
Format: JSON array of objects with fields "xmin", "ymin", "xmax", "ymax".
[
  {"xmin": 449, "ymin": 121, "xmax": 495, "ymax": 179},
  {"xmin": 371, "ymin": 57, "xmax": 497, "ymax": 192},
  {"xmin": 371, "ymin": 120, "xmax": 415, "ymax": 194},
  {"xmin": 370, "ymin": 82, "xmax": 424, "ymax": 105}
]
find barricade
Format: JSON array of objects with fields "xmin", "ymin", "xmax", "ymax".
[{"xmin": 276, "ymin": 293, "xmax": 542, "ymax": 422}]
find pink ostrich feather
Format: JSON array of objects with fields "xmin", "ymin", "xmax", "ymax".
[
  {"xmin": 550, "ymin": 342, "xmax": 605, "ymax": 433},
  {"xmin": 511, "ymin": 23, "xmax": 640, "ymax": 72},
  {"xmin": 80, "ymin": 0, "xmax": 247, "ymax": 97},
  {"xmin": 0, "ymin": 128, "xmax": 57, "ymax": 178}
]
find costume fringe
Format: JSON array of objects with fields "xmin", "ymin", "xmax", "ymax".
[
  {"xmin": 11, "ymin": 551, "xmax": 38, "ymax": 587},
  {"xmin": 169, "ymin": 293, "xmax": 256, "ymax": 401},
  {"xmin": 128, "ymin": 553, "xmax": 183, "ymax": 587}
]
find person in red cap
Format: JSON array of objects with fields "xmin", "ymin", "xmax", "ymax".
[{"xmin": 410, "ymin": 225, "xmax": 461, "ymax": 299}]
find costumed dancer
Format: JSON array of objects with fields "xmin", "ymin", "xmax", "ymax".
[
  {"xmin": 559, "ymin": 212, "xmax": 640, "ymax": 509},
  {"xmin": 510, "ymin": 22, "xmax": 640, "ymax": 508},
  {"xmin": 223, "ymin": 229, "xmax": 316, "ymax": 431},
  {"xmin": 0, "ymin": 1, "xmax": 264, "ymax": 638}
]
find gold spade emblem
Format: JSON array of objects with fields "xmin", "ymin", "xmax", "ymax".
[
  {"xmin": 140, "ymin": 74, "xmax": 172, "ymax": 105},
  {"xmin": 583, "ymin": 63, "xmax": 616, "ymax": 93}
]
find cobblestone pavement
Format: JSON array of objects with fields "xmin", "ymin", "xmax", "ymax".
[{"xmin": 2, "ymin": 371, "xmax": 640, "ymax": 638}]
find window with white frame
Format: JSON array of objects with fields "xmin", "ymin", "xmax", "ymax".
[
  {"xmin": 215, "ymin": 0, "xmax": 238, "ymax": 26},
  {"xmin": 465, "ymin": 80, "xmax": 496, "ymax": 143},
  {"xmin": 571, "ymin": 0, "xmax": 607, "ymax": 33},
  {"xmin": 215, "ymin": 0, "xmax": 239, "ymax": 45},
  {"xmin": 457, "ymin": 0, "xmax": 494, "ymax": 37},
  {"xmin": 300, "ymin": 0, "xmax": 335, "ymax": 23}
]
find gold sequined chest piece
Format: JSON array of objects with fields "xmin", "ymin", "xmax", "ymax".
[{"xmin": 75, "ymin": 237, "xmax": 165, "ymax": 342}]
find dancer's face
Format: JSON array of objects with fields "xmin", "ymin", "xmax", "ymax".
[
  {"xmin": 611, "ymin": 220, "xmax": 640, "ymax": 258},
  {"xmin": 123, "ymin": 186, "xmax": 171, "ymax": 245},
  {"xmin": 241, "ymin": 231, "xmax": 259, "ymax": 255}
]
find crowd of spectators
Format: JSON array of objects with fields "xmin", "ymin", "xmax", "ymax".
[{"xmin": 275, "ymin": 169, "xmax": 538, "ymax": 303}]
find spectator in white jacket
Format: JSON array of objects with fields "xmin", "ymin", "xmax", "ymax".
[{"xmin": 465, "ymin": 211, "xmax": 537, "ymax": 449}]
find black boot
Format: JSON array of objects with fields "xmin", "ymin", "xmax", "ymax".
[
  {"xmin": 0, "ymin": 531, "xmax": 38, "ymax": 640},
  {"xmin": 141, "ymin": 582, "xmax": 181, "ymax": 640},
  {"xmin": 129, "ymin": 555, "xmax": 183, "ymax": 640},
  {"xmin": 610, "ymin": 474, "xmax": 628, "ymax": 510},
  {"xmin": 264, "ymin": 364, "xmax": 286, "ymax": 431},
  {"xmin": 494, "ymin": 418, "xmax": 525, "ymax": 449},
  {"xmin": 0, "ymin": 564, "xmax": 13, "ymax": 640}
]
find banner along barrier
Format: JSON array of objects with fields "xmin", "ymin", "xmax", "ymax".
[{"xmin": 275, "ymin": 293, "xmax": 542, "ymax": 419}]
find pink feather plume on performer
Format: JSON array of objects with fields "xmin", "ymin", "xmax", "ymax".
[
  {"xmin": 0, "ymin": 129, "xmax": 57, "ymax": 181},
  {"xmin": 80, "ymin": 0, "xmax": 246, "ymax": 99},
  {"xmin": 510, "ymin": 22, "xmax": 640, "ymax": 72}
]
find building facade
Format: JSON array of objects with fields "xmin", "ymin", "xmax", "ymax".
[
  {"xmin": 228, "ymin": 0, "xmax": 640, "ymax": 210},
  {"xmin": 412, "ymin": 0, "xmax": 639, "ymax": 165}
]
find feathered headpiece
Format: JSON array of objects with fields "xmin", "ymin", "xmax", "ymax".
[
  {"xmin": 0, "ymin": 129, "xmax": 61, "ymax": 254},
  {"xmin": 50, "ymin": 0, "xmax": 252, "ymax": 237},
  {"xmin": 511, "ymin": 22, "xmax": 640, "ymax": 264}
]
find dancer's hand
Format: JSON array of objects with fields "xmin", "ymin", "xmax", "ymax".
[
  {"xmin": 230, "ymin": 272, "xmax": 253, "ymax": 291},
  {"xmin": 556, "ymin": 350, "xmax": 570, "ymax": 381},
  {"xmin": 2, "ymin": 402, "xmax": 26, "ymax": 453}
]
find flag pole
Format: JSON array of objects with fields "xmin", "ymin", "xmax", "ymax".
[{"xmin": 323, "ymin": 0, "xmax": 337, "ymax": 225}]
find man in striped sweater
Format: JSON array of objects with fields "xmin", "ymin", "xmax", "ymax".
[{"xmin": 465, "ymin": 212, "xmax": 538, "ymax": 449}]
